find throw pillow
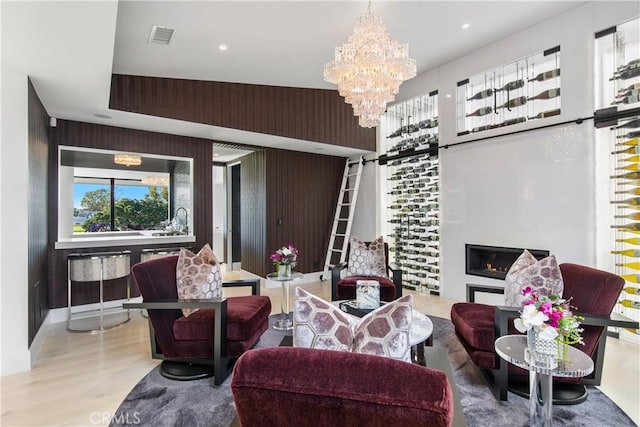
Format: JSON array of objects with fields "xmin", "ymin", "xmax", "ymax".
[
  {"xmin": 176, "ymin": 244, "xmax": 222, "ymax": 317},
  {"xmin": 504, "ymin": 250, "xmax": 564, "ymax": 307},
  {"xmin": 293, "ymin": 287, "xmax": 413, "ymax": 362},
  {"xmin": 346, "ymin": 236, "xmax": 387, "ymax": 278}
]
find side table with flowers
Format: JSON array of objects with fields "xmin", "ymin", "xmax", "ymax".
[
  {"xmin": 270, "ymin": 244, "xmax": 298, "ymax": 279},
  {"xmin": 514, "ymin": 286, "xmax": 584, "ymax": 369}
]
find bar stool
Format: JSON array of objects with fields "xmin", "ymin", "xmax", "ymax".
[{"xmin": 67, "ymin": 250, "xmax": 131, "ymax": 332}]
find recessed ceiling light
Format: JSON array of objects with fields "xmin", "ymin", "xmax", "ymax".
[
  {"xmin": 446, "ymin": 94, "xmax": 452, "ymax": 98},
  {"xmin": 94, "ymin": 113, "xmax": 112, "ymax": 119},
  {"xmin": 218, "ymin": 44, "xmax": 228, "ymax": 51},
  {"xmin": 213, "ymin": 153, "xmax": 220, "ymax": 157},
  {"xmin": 461, "ymin": 23, "xmax": 470, "ymax": 30}
]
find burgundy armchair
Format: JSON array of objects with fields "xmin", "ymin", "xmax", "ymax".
[
  {"xmin": 231, "ymin": 347, "xmax": 454, "ymax": 427},
  {"xmin": 331, "ymin": 242, "xmax": 402, "ymax": 302},
  {"xmin": 451, "ymin": 263, "xmax": 638, "ymax": 403},
  {"xmin": 126, "ymin": 255, "xmax": 271, "ymax": 385}
]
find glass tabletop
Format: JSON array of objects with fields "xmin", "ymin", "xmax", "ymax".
[
  {"xmin": 266, "ymin": 272, "xmax": 304, "ymax": 281},
  {"xmin": 495, "ymin": 335, "xmax": 594, "ymax": 377}
]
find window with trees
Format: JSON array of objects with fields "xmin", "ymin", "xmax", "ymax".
[{"xmin": 74, "ymin": 177, "xmax": 170, "ymax": 232}]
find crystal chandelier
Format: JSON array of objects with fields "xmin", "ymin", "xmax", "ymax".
[
  {"xmin": 113, "ymin": 153, "xmax": 142, "ymax": 167},
  {"xmin": 324, "ymin": 2, "xmax": 416, "ymax": 128}
]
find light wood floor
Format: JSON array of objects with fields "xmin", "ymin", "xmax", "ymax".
[{"xmin": 1, "ymin": 277, "xmax": 638, "ymax": 426}]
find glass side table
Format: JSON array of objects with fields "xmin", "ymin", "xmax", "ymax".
[
  {"xmin": 266, "ymin": 272, "xmax": 304, "ymax": 330},
  {"xmin": 495, "ymin": 335, "xmax": 594, "ymax": 427}
]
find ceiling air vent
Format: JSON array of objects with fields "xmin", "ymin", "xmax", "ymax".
[{"xmin": 148, "ymin": 25, "xmax": 174, "ymax": 44}]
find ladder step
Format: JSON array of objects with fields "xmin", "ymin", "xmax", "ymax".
[
  {"xmin": 337, "ymin": 217, "xmax": 349, "ymax": 221},
  {"xmin": 347, "ymin": 173, "xmax": 359, "ymax": 177},
  {"xmin": 330, "ymin": 249, "xmax": 343, "ymax": 252},
  {"xmin": 332, "ymin": 233, "xmax": 346, "ymax": 237},
  {"xmin": 344, "ymin": 188, "xmax": 356, "ymax": 192}
]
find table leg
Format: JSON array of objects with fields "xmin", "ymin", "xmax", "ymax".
[
  {"xmin": 273, "ymin": 279, "xmax": 293, "ymax": 330},
  {"xmin": 530, "ymin": 370, "xmax": 553, "ymax": 427}
]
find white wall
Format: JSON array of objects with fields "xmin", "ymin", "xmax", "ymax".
[
  {"xmin": 349, "ymin": 154, "xmax": 378, "ymax": 241},
  {"xmin": 0, "ymin": 67, "xmax": 31, "ymax": 375},
  {"xmin": 381, "ymin": 2, "xmax": 640, "ymax": 302}
]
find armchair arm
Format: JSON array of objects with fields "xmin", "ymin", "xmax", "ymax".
[
  {"xmin": 466, "ymin": 283, "xmax": 504, "ymax": 303},
  {"xmin": 389, "ymin": 264, "xmax": 403, "ymax": 298},
  {"xmin": 577, "ymin": 311, "xmax": 639, "ymax": 329},
  {"xmin": 492, "ymin": 304, "xmax": 520, "ymax": 401},
  {"xmin": 330, "ymin": 262, "xmax": 348, "ymax": 301},
  {"xmin": 123, "ymin": 298, "xmax": 227, "ymax": 310},
  {"xmin": 222, "ymin": 279, "xmax": 261, "ymax": 295}
]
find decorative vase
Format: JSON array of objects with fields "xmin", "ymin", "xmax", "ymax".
[
  {"xmin": 525, "ymin": 328, "xmax": 558, "ymax": 369},
  {"xmin": 277, "ymin": 263, "xmax": 292, "ymax": 279}
]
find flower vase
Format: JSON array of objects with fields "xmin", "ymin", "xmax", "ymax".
[
  {"xmin": 526, "ymin": 329, "xmax": 558, "ymax": 370},
  {"xmin": 277, "ymin": 263, "xmax": 292, "ymax": 279}
]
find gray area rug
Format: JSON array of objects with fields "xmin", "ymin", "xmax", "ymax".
[{"xmin": 112, "ymin": 315, "xmax": 636, "ymax": 427}]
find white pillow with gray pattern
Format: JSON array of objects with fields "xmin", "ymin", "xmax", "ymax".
[
  {"xmin": 504, "ymin": 250, "xmax": 563, "ymax": 307},
  {"xmin": 346, "ymin": 236, "xmax": 387, "ymax": 278}
]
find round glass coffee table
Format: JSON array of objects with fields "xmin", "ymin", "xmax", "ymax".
[
  {"xmin": 266, "ymin": 272, "xmax": 304, "ymax": 330},
  {"xmin": 495, "ymin": 335, "xmax": 593, "ymax": 427}
]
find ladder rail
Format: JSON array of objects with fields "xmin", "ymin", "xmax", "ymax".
[{"xmin": 321, "ymin": 156, "xmax": 364, "ymax": 280}]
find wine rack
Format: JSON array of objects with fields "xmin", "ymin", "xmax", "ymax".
[
  {"xmin": 597, "ymin": 17, "xmax": 640, "ymax": 340},
  {"xmin": 456, "ymin": 46, "xmax": 561, "ymax": 136},
  {"xmin": 595, "ymin": 17, "xmax": 640, "ymax": 113},
  {"xmin": 381, "ymin": 92, "xmax": 440, "ymax": 294}
]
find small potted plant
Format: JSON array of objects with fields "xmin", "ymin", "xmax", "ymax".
[{"xmin": 270, "ymin": 245, "xmax": 299, "ymax": 279}]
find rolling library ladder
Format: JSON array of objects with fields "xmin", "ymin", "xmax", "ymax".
[{"xmin": 321, "ymin": 156, "xmax": 364, "ymax": 281}]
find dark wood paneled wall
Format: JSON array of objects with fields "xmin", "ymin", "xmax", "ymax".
[
  {"xmin": 240, "ymin": 149, "xmax": 344, "ymax": 277},
  {"xmin": 28, "ymin": 78, "xmax": 50, "ymax": 344},
  {"xmin": 240, "ymin": 151, "xmax": 266, "ymax": 276},
  {"xmin": 49, "ymin": 120, "xmax": 213, "ymax": 308},
  {"xmin": 109, "ymin": 74, "xmax": 376, "ymax": 151}
]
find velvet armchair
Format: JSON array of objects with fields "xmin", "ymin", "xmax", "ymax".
[
  {"xmin": 331, "ymin": 241, "xmax": 403, "ymax": 302},
  {"xmin": 125, "ymin": 255, "xmax": 271, "ymax": 385},
  {"xmin": 231, "ymin": 346, "xmax": 454, "ymax": 427},
  {"xmin": 451, "ymin": 262, "xmax": 639, "ymax": 403}
]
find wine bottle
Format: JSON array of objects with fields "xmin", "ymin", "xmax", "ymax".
[
  {"xmin": 620, "ymin": 155, "xmax": 640, "ymax": 163},
  {"xmin": 611, "ymin": 197, "xmax": 640, "ymax": 205},
  {"xmin": 497, "ymin": 79, "xmax": 525, "ymax": 91},
  {"xmin": 467, "ymin": 88, "xmax": 493, "ymax": 101},
  {"xmin": 499, "ymin": 117, "xmax": 527, "ymax": 127},
  {"xmin": 612, "ymin": 94, "xmax": 640, "ymax": 105},
  {"xmin": 610, "ymin": 172, "xmax": 640, "ymax": 180},
  {"xmin": 610, "ymin": 67, "xmax": 640, "ymax": 81},
  {"xmin": 389, "ymin": 204, "xmax": 403, "ymax": 210},
  {"xmin": 619, "ymin": 299, "xmax": 640, "ymax": 309},
  {"xmin": 611, "ymin": 224, "xmax": 640, "ymax": 232},
  {"xmin": 615, "ymin": 212, "xmax": 640, "ymax": 220},
  {"xmin": 528, "ymin": 88, "xmax": 561, "ymax": 101},
  {"xmin": 528, "ymin": 108, "xmax": 561, "ymax": 120},
  {"xmin": 496, "ymin": 96, "xmax": 528, "ymax": 109},
  {"xmin": 622, "ymin": 285, "xmax": 640, "ymax": 293},
  {"xmin": 618, "ymin": 83, "xmax": 640, "ymax": 94},
  {"xmin": 612, "ymin": 146, "xmax": 640, "ymax": 155},
  {"xmin": 616, "ymin": 164, "xmax": 640, "ymax": 171},
  {"xmin": 417, "ymin": 119, "xmax": 432, "ymax": 129},
  {"xmin": 615, "ymin": 186, "xmax": 640, "ymax": 196},
  {"xmin": 472, "ymin": 125, "xmax": 492, "ymax": 133},
  {"xmin": 528, "ymin": 68, "xmax": 561, "ymax": 82},
  {"xmin": 466, "ymin": 106, "xmax": 493, "ymax": 117},
  {"xmin": 387, "ymin": 190, "xmax": 403, "ymax": 196},
  {"xmin": 616, "ymin": 262, "xmax": 640, "ymax": 270},
  {"xmin": 427, "ymin": 119, "xmax": 438, "ymax": 129},
  {"xmin": 618, "ymin": 131, "xmax": 640, "ymax": 139},
  {"xmin": 616, "ymin": 118, "xmax": 640, "ymax": 129},
  {"xmin": 615, "ymin": 138, "xmax": 639, "ymax": 147},
  {"xmin": 611, "ymin": 249, "xmax": 640, "ymax": 257},
  {"xmin": 615, "ymin": 89, "xmax": 640, "ymax": 100}
]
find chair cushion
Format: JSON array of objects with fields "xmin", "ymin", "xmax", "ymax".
[
  {"xmin": 173, "ymin": 295, "xmax": 271, "ymax": 342},
  {"xmin": 450, "ymin": 302, "xmax": 497, "ymax": 352},
  {"xmin": 293, "ymin": 287, "xmax": 413, "ymax": 362},
  {"xmin": 504, "ymin": 250, "xmax": 563, "ymax": 307},
  {"xmin": 337, "ymin": 275, "xmax": 396, "ymax": 301},
  {"xmin": 346, "ymin": 236, "xmax": 387, "ymax": 278},
  {"xmin": 176, "ymin": 244, "xmax": 222, "ymax": 316}
]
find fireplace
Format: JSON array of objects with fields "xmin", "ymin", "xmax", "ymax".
[{"xmin": 465, "ymin": 244, "xmax": 549, "ymax": 280}]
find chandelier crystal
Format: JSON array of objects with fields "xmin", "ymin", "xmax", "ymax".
[
  {"xmin": 324, "ymin": 3, "xmax": 416, "ymax": 128},
  {"xmin": 141, "ymin": 175, "xmax": 170, "ymax": 186},
  {"xmin": 113, "ymin": 153, "xmax": 142, "ymax": 167}
]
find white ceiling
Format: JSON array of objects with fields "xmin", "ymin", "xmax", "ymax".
[{"xmin": 6, "ymin": 0, "xmax": 585, "ymax": 160}]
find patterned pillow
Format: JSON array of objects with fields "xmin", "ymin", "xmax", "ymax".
[
  {"xmin": 176, "ymin": 244, "xmax": 222, "ymax": 317},
  {"xmin": 293, "ymin": 287, "xmax": 413, "ymax": 362},
  {"xmin": 346, "ymin": 236, "xmax": 387, "ymax": 278},
  {"xmin": 504, "ymin": 250, "xmax": 564, "ymax": 307}
]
